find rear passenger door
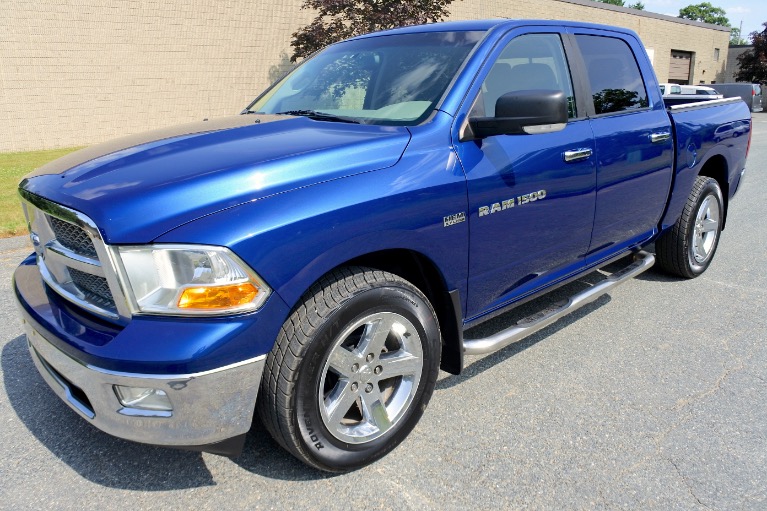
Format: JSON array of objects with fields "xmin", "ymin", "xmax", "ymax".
[{"xmin": 569, "ymin": 29, "xmax": 674, "ymax": 257}]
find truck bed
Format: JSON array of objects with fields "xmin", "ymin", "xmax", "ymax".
[{"xmin": 661, "ymin": 97, "xmax": 751, "ymax": 232}]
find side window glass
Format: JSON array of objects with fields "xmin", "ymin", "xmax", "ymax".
[
  {"xmin": 575, "ymin": 35, "xmax": 649, "ymax": 115},
  {"xmin": 476, "ymin": 33, "xmax": 577, "ymax": 118}
]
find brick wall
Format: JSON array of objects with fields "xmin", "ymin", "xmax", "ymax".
[
  {"xmin": 0, "ymin": 0, "xmax": 729, "ymax": 152},
  {"xmin": 1, "ymin": 0, "xmax": 312, "ymax": 152}
]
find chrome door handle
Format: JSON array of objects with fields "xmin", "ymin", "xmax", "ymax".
[
  {"xmin": 563, "ymin": 148, "xmax": 592, "ymax": 162},
  {"xmin": 650, "ymin": 132, "xmax": 671, "ymax": 143}
]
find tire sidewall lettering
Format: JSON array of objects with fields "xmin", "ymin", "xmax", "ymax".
[{"xmin": 294, "ymin": 284, "xmax": 439, "ymax": 471}]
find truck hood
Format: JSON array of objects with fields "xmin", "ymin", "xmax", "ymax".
[{"xmin": 21, "ymin": 114, "xmax": 411, "ymax": 243}]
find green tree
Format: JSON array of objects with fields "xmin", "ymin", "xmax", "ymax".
[
  {"xmin": 678, "ymin": 2, "xmax": 730, "ymax": 26},
  {"xmin": 290, "ymin": 0, "xmax": 456, "ymax": 62},
  {"xmin": 593, "ymin": 0, "xmax": 644, "ymax": 8},
  {"xmin": 735, "ymin": 22, "xmax": 767, "ymax": 83},
  {"xmin": 730, "ymin": 27, "xmax": 748, "ymax": 46}
]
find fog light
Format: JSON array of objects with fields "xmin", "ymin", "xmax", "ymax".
[{"xmin": 114, "ymin": 385, "xmax": 172, "ymax": 411}]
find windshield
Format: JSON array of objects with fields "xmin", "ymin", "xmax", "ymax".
[{"xmin": 247, "ymin": 31, "xmax": 485, "ymax": 126}]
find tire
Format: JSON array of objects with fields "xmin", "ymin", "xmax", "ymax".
[
  {"xmin": 656, "ymin": 176, "xmax": 724, "ymax": 278},
  {"xmin": 257, "ymin": 267, "xmax": 441, "ymax": 472}
]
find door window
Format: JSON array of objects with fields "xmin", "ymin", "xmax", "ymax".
[
  {"xmin": 475, "ymin": 33, "xmax": 577, "ymax": 118},
  {"xmin": 575, "ymin": 35, "xmax": 649, "ymax": 115}
]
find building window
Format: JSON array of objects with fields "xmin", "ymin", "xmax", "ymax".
[{"xmin": 714, "ymin": 48, "xmax": 720, "ymax": 61}]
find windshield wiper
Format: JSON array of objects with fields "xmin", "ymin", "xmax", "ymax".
[{"xmin": 276, "ymin": 110, "xmax": 362, "ymax": 124}]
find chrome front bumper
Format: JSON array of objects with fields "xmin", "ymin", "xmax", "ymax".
[{"xmin": 25, "ymin": 318, "xmax": 264, "ymax": 450}]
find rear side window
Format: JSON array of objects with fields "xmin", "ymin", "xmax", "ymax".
[{"xmin": 575, "ymin": 35, "xmax": 649, "ymax": 115}]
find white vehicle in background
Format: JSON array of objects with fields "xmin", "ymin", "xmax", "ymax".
[
  {"xmin": 659, "ymin": 83, "xmax": 723, "ymax": 98},
  {"xmin": 659, "ymin": 83, "xmax": 683, "ymax": 96},
  {"xmin": 659, "ymin": 83, "xmax": 723, "ymax": 106},
  {"xmin": 681, "ymin": 85, "xmax": 723, "ymax": 98}
]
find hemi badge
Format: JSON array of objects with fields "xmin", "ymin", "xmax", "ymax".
[{"xmin": 443, "ymin": 212, "xmax": 466, "ymax": 227}]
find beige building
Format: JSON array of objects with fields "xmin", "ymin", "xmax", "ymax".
[{"xmin": 1, "ymin": 0, "xmax": 729, "ymax": 152}]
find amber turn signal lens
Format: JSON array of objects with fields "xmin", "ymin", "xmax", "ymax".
[{"xmin": 177, "ymin": 283, "xmax": 258, "ymax": 309}]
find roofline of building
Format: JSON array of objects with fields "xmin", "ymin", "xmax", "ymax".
[{"xmin": 554, "ymin": 0, "xmax": 731, "ymax": 32}]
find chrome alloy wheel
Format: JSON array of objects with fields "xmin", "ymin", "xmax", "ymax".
[
  {"xmin": 318, "ymin": 312, "xmax": 424, "ymax": 444},
  {"xmin": 691, "ymin": 194, "xmax": 721, "ymax": 264}
]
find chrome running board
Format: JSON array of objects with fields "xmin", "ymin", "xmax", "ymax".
[{"xmin": 463, "ymin": 251, "xmax": 655, "ymax": 355}]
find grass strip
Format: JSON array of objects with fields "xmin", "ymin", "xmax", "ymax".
[{"xmin": 0, "ymin": 148, "xmax": 82, "ymax": 237}]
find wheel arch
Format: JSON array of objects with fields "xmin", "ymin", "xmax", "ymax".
[
  {"xmin": 698, "ymin": 154, "xmax": 729, "ymax": 229},
  {"xmin": 330, "ymin": 249, "xmax": 464, "ymax": 375}
]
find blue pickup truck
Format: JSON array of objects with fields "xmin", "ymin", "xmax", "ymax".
[{"xmin": 14, "ymin": 19, "xmax": 751, "ymax": 472}]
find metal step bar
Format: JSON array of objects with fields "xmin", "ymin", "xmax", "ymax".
[{"xmin": 463, "ymin": 251, "xmax": 655, "ymax": 355}]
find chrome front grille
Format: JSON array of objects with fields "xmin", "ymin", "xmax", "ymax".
[
  {"xmin": 20, "ymin": 189, "xmax": 130, "ymax": 324},
  {"xmin": 69, "ymin": 268, "xmax": 114, "ymax": 306},
  {"xmin": 49, "ymin": 216, "xmax": 98, "ymax": 257}
]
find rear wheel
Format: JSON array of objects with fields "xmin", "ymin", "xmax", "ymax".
[
  {"xmin": 656, "ymin": 176, "xmax": 724, "ymax": 278},
  {"xmin": 257, "ymin": 267, "xmax": 441, "ymax": 472}
]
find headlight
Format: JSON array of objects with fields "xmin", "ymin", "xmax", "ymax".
[{"xmin": 115, "ymin": 244, "xmax": 270, "ymax": 316}]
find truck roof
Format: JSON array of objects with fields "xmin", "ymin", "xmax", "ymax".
[{"xmin": 349, "ymin": 19, "xmax": 641, "ymax": 39}]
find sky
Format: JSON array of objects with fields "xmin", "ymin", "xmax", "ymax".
[{"xmin": 641, "ymin": 0, "xmax": 766, "ymax": 41}]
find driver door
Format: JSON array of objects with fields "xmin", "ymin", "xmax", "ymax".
[{"xmin": 453, "ymin": 30, "xmax": 597, "ymax": 320}]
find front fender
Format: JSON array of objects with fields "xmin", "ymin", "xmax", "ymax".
[{"xmin": 156, "ymin": 154, "xmax": 470, "ymax": 313}]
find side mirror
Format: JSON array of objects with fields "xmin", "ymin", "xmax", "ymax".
[{"xmin": 467, "ymin": 90, "xmax": 568, "ymax": 139}]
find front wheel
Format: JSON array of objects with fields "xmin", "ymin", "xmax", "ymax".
[
  {"xmin": 656, "ymin": 176, "xmax": 724, "ymax": 278},
  {"xmin": 257, "ymin": 267, "xmax": 441, "ymax": 472}
]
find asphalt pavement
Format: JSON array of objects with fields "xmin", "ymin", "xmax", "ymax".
[{"xmin": 1, "ymin": 118, "xmax": 766, "ymax": 510}]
